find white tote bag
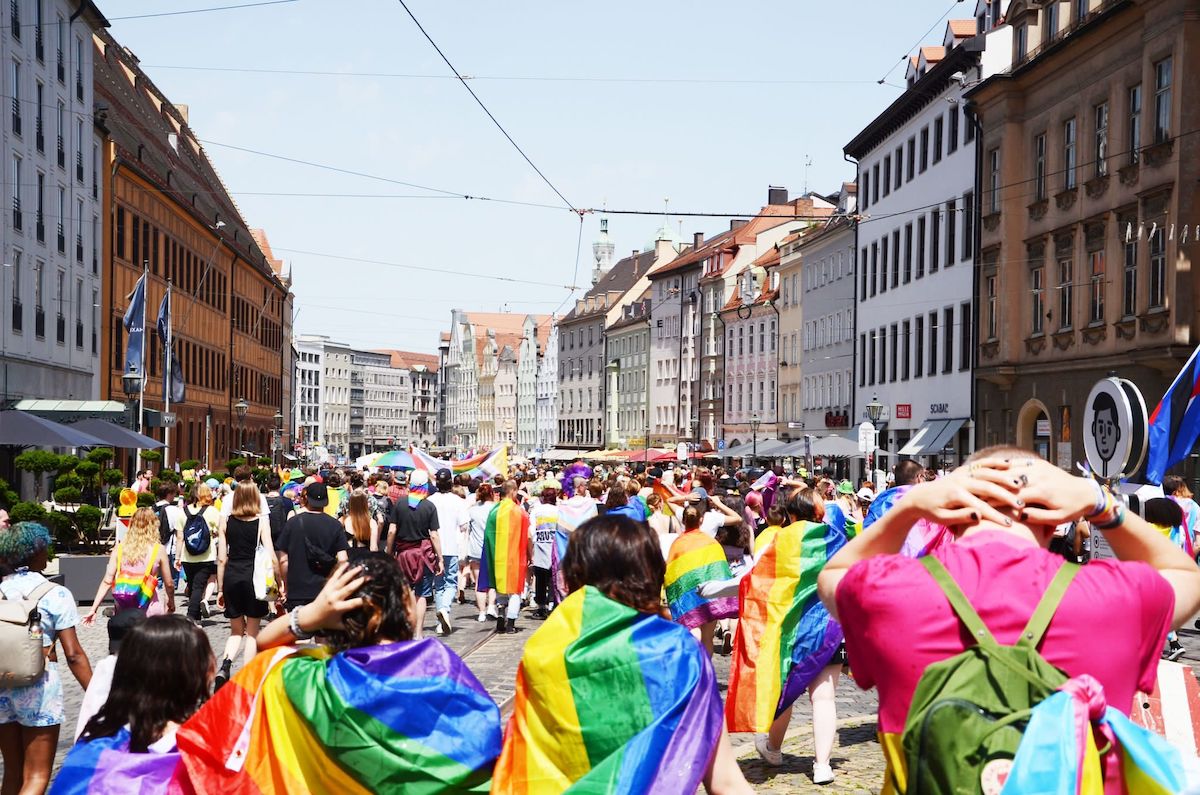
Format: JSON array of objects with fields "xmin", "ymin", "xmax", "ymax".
[{"xmin": 252, "ymin": 544, "xmax": 278, "ymax": 602}]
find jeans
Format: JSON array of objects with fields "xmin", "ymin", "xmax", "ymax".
[
  {"xmin": 434, "ymin": 555, "xmax": 459, "ymax": 614},
  {"xmin": 182, "ymin": 560, "xmax": 217, "ymax": 621},
  {"xmin": 532, "ymin": 566, "xmax": 552, "ymax": 609}
]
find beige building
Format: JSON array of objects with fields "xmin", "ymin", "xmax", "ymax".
[{"xmin": 971, "ymin": 0, "xmax": 1198, "ymax": 467}]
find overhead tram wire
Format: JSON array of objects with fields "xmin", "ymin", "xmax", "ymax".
[
  {"xmin": 107, "ymin": 0, "xmax": 298, "ymax": 21},
  {"xmin": 393, "ymin": 0, "xmax": 577, "ymax": 213},
  {"xmin": 876, "ymin": 0, "xmax": 963, "ymax": 85}
]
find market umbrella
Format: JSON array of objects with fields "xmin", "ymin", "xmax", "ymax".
[
  {"xmin": 67, "ymin": 418, "xmax": 164, "ymax": 450},
  {"xmin": 0, "ymin": 410, "xmax": 109, "ymax": 448},
  {"xmin": 374, "ymin": 450, "xmax": 415, "ymax": 469}
]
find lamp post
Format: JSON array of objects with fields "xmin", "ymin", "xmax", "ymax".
[
  {"xmin": 235, "ymin": 397, "xmax": 249, "ymax": 458},
  {"xmin": 122, "ymin": 371, "xmax": 144, "ymax": 477},
  {"xmin": 865, "ymin": 393, "xmax": 884, "ymax": 485},
  {"xmin": 750, "ymin": 412, "xmax": 761, "ymax": 464},
  {"xmin": 273, "ymin": 410, "xmax": 283, "ymax": 467}
]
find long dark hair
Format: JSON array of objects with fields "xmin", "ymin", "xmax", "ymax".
[
  {"xmin": 604, "ymin": 486, "xmax": 629, "ymax": 510},
  {"xmin": 323, "ymin": 555, "xmax": 414, "ymax": 652},
  {"xmin": 81, "ymin": 615, "xmax": 212, "ymax": 752},
  {"xmin": 783, "ymin": 486, "xmax": 825, "ymax": 523},
  {"xmin": 563, "ymin": 515, "xmax": 665, "ymax": 615}
]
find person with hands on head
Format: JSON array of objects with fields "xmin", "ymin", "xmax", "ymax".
[{"xmin": 816, "ymin": 446, "xmax": 1200, "ymax": 794}]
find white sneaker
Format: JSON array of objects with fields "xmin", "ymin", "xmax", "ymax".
[
  {"xmin": 754, "ymin": 734, "xmax": 782, "ymax": 766},
  {"xmin": 477, "ymin": 612, "xmax": 487, "ymax": 622},
  {"xmin": 437, "ymin": 610, "xmax": 453, "ymax": 635},
  {"xmin": 812, "ymin": 762, "xmax": 834, "ymax": 785}
]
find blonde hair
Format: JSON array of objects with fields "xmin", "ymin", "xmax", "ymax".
[
  {"xmin": 231, "ymin": 482, "xmax": 261, "ymax": 520},
  {"xmin": 191, "ymin": 483, "xmax": 214, "ymax": 508},
  {"xmin": 123, "ymin": 507, "xmax": 160, "ymax": 564}
]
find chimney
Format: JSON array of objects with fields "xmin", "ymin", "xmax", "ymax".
[
  {"xmin": 730, "ymin": 219, "xmax": 748, "ymax": 231},
  {"xmin": 768, "ymin": 186, "xmax": 788, "ymax": 205},
  {"xmin": 693, "ymin": 232, "xmax": 704, "ymax": 250},
  {"xmin": 632, "ymin": 249, "xmax": 638, "ymax": 258}
]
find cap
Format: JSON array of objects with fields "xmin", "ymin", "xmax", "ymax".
[
  {"xmin": 304, "ymin": 482, "xmax": 330, "ymax": 508},
  {"xmin": 108, "ymin": 608, "xmax": 146, "ymax": 655},
  {"xmin": 855, "ymin": 487, "xmax": 875, "ymax": 503},
  {"xmin": 837, "ymin": 480, "xmax": 855, "ymax": 495},
  {"xmin": 410, "ymin": 469, "xmax": 430, "ymax": 488},
  {"xmin": 435, "ymin": 468, "xmax": 453, "ymax": 485}
]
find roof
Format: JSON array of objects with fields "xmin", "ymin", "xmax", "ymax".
[
  {"xmin": 751, "ymin": 246, "xmax": 782, "ymax": 268},
  {"xmin": 462, "ymin": 312, "xmax": 531, "ymax": 336},
  {"xmin": 439, "ymin": 331, "xmax": 451, "ymax": 343},
  {"xmin": 561, "ymin": 250, "xmax": 657, "ymax": 324},
  {"xmin": 250, "ymin": 230, "xmax": 286, "ymax": 280},
  {"xmin": 947, "ymin": 19, "xmax": 977, "ymax": 37},
  {"xmin": 920, "ymin": 45, "xmax": 947, "ymax": 63},
  {"xmin": 374, "ymin": 350, "xmax": 439, "ymax": 372},
  {"xmin": 720, "ymin": 281, "xmax": 779, "ymax": 313},
  {"xmin": 607, "ymin": 290, "xmax": 652, "ymax": 333}
]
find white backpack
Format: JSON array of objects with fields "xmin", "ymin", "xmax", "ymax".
[{"xmin": 0, "ymin": 581, "xmax": 55, "ymax": 688}]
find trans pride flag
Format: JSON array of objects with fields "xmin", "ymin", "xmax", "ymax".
[
  {"xmin": 175, "ymin": 642, "xmax": 501, "ymax": 794},
  {"xmin": 1148, "ymin": 343, "xmax": 1200, "ymax": 484},
  {"xmin": 412, "ymin": 446, "xmax": 509, "ymax": 479},
  {"xmin": 479, "ymin": 499, "xmax": 530, "ymax": 595},
  {"xmin": 493, "ymin": 586, "xmax": 724, "ymax": 794},
  {"xmin": 50, "ymin": 728, "xmax": 184, "ymax": 795},
  {"xmin": 727, "ymin": 521, "xmax": 847, "ymax": 733},
  {"xmin": 665, "ymin": 531, "xmax": 737, "ymax": 629}
]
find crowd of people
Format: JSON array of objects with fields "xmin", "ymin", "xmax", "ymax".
[{"xmin": 2, "ymin": 447, "xmax": 1200, "ymax": 793}]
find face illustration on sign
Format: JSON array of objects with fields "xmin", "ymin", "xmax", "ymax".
[{"xmin": 1090, "ymin": 391, "xmax": 1122, "ymax": 464}]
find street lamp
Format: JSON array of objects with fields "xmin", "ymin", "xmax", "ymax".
[
  {"xmin": 235, "ymin": 397, "xmax": 249, "ymax": 456},
  {"xmin": 864, "ymin": 393, "xmax": 883, "ymax": 486},
  {"xmin": 866, "ymin": 394, "xmax": 884, "ymax": 424},
  {"xmin": 273, "ymin": 410, "xmax": 283, "ymax": 466},
  {"xmin": 750, "ymin": 412, "xmax": 761, "ymax": 463}
]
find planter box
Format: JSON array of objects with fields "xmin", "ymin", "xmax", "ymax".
[{"xmin": 57, "ymin": 554, "xmax": 111, "ymax": 605}]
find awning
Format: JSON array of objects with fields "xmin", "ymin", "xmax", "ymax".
[
  {"xmin": 0, "ymin": 410, "xmax": 109, "ymax": 447},
  {"xmin": 897, "ymin": 418, "xmax": 968, "ymax": 456},
  {"xmin": 721, "ymin": 438, "xmax": 786, "ymax": 458},
  {"xmin": 66, "ymin": 418, "xmax": 164, "ymax": 449}
]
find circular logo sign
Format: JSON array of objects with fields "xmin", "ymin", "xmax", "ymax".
[{"xmin": 1083, "ymin": 377, "xmax": 1147, "ymax": 479}]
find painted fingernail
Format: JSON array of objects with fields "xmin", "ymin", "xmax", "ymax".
[
  {"xmin": 1005, "ymin": 517, "xmax": 1013, "ymax": 526},
  {"xmin": 1016, "ymin": 498, "xmax": 1025, "ymax": 507},
  {"xmin": 1019, "ymin": 512, "xmax": 1027, "ymax": 521},
  {"xmin": 970, "ymin": 512, "xmax": 978, "ymax": 521},
  {"xmin": 1019, "ymin": 475, "xmax": 1029, "ymax": 486}
]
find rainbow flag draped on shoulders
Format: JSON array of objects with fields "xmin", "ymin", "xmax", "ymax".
[
  {"xmin": 727, "ymin": 520, "xmax": 847, "ymax": 733},
  {"xmin": 665, "ymin": 531, "xmax": 737, "ymax": 629},
  {"xmin": 651, "ymin": 479, "xmax": 685, "ymax": 518},
  {"xmin": 50, "ymin": 728, "xmax": 185, "ymax": 795},
  {"xmin": 494, "ymin": 585, "xmax": 724, "ymax": 794},
  {"xmin": 174, "ymin": 641, "xmax": 501, "ymax": 794},
  {"xmin": 550, "ymin": 496, "xmax": 598, "ymax": 603},
  {"xmin": 479, "ymin": 499, "xmax": 530, "ymax": 595}
]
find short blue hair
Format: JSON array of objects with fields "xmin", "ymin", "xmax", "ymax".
[{"xmin": 0, "ymin": 521, "xmax": 52, "ymax": 570}]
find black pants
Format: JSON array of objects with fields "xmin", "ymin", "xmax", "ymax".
[
  {"xmin": 182, "ymin": 561, "xmax": 217, "ymax": 620},
  {"xmin": 532, "ymin": 566, "xmax": 552, "ymax": 608}
]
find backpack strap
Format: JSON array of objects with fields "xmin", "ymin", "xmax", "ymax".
[
  {"xmin": 920, "ymin": 556, "xmax": 997, "ymax": 648},
  {"xmin": 1016, "ymin": 561, "xmax": 1079, "ymax": 649}
]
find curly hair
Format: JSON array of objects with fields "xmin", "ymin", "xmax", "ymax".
[
  {"xmin": 323, "ymin": 555, "xmax": 415, "ymax": 652},
  {"xmin": 0, "ymin": 521, "xmax": 52, "ymax": 571},
  {"xmin": 562, "ymin": 515, "xmax": 665, "ymax": 616},
  {"xmin": 123, "ymin": 508, "xmax": 160, "ymax": 565}
]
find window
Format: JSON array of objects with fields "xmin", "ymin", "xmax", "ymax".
[
  {"xmin": 962, "ymin": 192, "xmax": 974, "ymax": 262},
  {"xmin": 891, "ymin": 229, "xmax": 900, "ymax": 288},
  {"xmin": 894, "ymin": 146, "xmax": 903, "ymax": 190},
  {"xmin": 928, "ymin": 312, "xmax": 939, "ymax": 375},
  {"xmin": 882, "ymin": 156, "xmax": 891, "ymax": 197},
  {"xmin": 871, "ymin": 242, "xmax": 878, "ymax": 296},
  {"xmin": 920, "ymin": 126, "xmax": 930, "ymax": 172},
  {"xmin": 890, "ymin": 324, "xmax": 899, "ymax": 382},
  {"xmin": 35, "ymin": 171, "xmax": 43, "ymax": 241},
  {"xmin": 9, "ymin": 0, "xmax": 18, "ymax": 39},
  {"xmin": 943, "ymin": 307, "xmax": 954, "ymax": 373},
  {"xmin": 948, "ymin": 108, "xmax": 959, "ymax": 154},
  {"xmin": 1044, "ymin": 1, "xmax": 1059, "ymax": 41},
  {"xmin": 10, "ymin": 154, "xmax": 21, "ymax": 231},
  {"xmin": 904, "ymin": 223, "xmax": 913, "ymax": 283},
  {"xmin": 933, "ymin": 115, "xmax": 944, "ymax": 164},
  {"xmin": 75, "ymin": 118, "xmax": 83, "ymax": 182},
  {"xmin": 945, "ymin": 199, "xmax": 957, "ymax": 268},
  {"xmin": 1058, "ymin": 258, "xmax": 1074, "ymax": 330},
  {"xmin": 916, "ymin": 215, "xmax": 926, "ymax": 278},
  {"xmin": 56, "ymin": 99, "xmax": 63, "ymax": 168},
  {"xmin": 880, "ymin": 237, "xmax": 888, "ymax": 294},
  {"xmin": 860, "ymin": 247, "xmax": 868, "ymax": 297},
  {"xmin": 1154, "ymin": 57, "xmax": 1172, "ymax": 143},
  {"xmin": 74, "ymin": 277, "xmax": 82, "ymax": 348},
  {"xmin": 872, "ymin": 163, "xmax": 880, "ymax": 204},
  {"xmin": 1015, "ymin": 24, "xmax": 1028, "ymax": 61},
  {"xmin": 33, "ymin": 258, "xmax": 42, "ymax": 309},
  {"xmin": 1128, "ymin": 85, "xmax": 1142, "ymax": 163},
  {"xmin": 859, "ymin": 334, "xmax": 866, "ymax": 386},
  {"xmin": 10, "ymin": 249, "xmax": 20, "ymax": 332},
  {"xmin": 10, "ymin": 59, "xmax": 20, "ymax": 136},
  {"xmin": 34, "ymin": 81, "xmax": 42, "ymax": 151},
  {"xmin": 964, "ymin": 106, "xmax": 975, "ymax": 143},
  {"xmin": 877, "ymin": 328, "xmax": 886, "ymax": 386},
  {"xmin": 54, "ymin": 268, "xmax": 63, "ymax": 343},
  {"xmin": 930, "ymin": 210, "xmax": 941, "ymax": 273},
  {"xmin": 861, "ymin": 171, "xmax": 869, "ymax": 210},
  {"xmin": 868, "ymin": 332, "xmax": 876, "ymax": 386},
  {"xmin": 906, "ymin": 137, "xmax": 915, "ymax": 180},
  {"xmin": 1074, "ymin": 0, "xmax": 1088, "ymax": 22},
  {"xmin": 1032, "ymin": 266, "xmax": 1045, "ymax": 334},
  {"xmin": 901, "ymin": 320, "xmax": 911, "ymax": 380},
  {"xmin": 55, "ymin": 14, "xmax": 64, "ymax": 83},
  {"xmin": 1122, "ymin": 229, "xmax": 1137, "ymax": 317},
  {"xmin": 986, "ymin": 275, "xmax": 998, "ymax": 340},
  {"xmin": 959, "ymin": 303, "xmax": 971, "ymax": 371},
  {"xmin": 1094, "ymin": 102, "xmax": 1108, "ymax": 176},
  {"xmin": 1034, "ymin": 133, "xmax": 1047, "ymax": 199},
  {"xmin": 1063, "ymin": 117, "xmax": 1077, "ymax": 190},
  {"xmin": 1149, "ymin": 226, "xmax": 1166, "ymax": 308},
  {"xmin": 915, "ymin": 315, "xmax": 925, "ymax": 378},
  {"xmin": 988, "ymin": 148, "xmax": 1000, "ymax": 212},
  {"xmin": 1088, "ymin": 250, "xmax": 1105, "ymax": 324}
]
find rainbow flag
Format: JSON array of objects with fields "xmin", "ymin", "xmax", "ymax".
[
  {"xmin": 651, "ymin": 479, "xmax": 683, "ymax": 518},
  {"xmin": 50, "ymin": 728, "xmax": 185, "ymax": 794},
  {"xmin": 479, "ymin": 499, "xmax": 530, "ymax": 595},
  {"xmin": 323, "ymin": 485, "xmax": 346, "ymax": 518},
  {"xmin": 174, "ymin": 642, "xmax": 501, "ymax": 794},
  {"xmin": 493, "ymin": 585, "xmax": 723, "ymax": 794},
  {"xmin": 727, "ymin": 521, "xmax": 847, "ymax": 733},
  {"xmin": 665, "ymin": 531, "xmax": 737, "ymax": 629},
  {"xmin": 412, "ymin": 446, "xmax": 509, "ymax": 479},
  {"xmin": 407, "ymin": 480, "xmax": 430, "ymax": 509},
  {"xmin": 551, "ymin": 497, "xmax": 598, "ymax": 603}
]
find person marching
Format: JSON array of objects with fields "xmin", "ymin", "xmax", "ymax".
[{"xmin": 479, "ymin": 479, "xmax": 531, "ymax": 634}]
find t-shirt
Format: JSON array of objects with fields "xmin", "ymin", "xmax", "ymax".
[
  {"xmin": 178, "ymin": 504, "xmax": 220, "ymax": 564},
  {"xmin": 530, "ymin": 504, "xmax": 557, "ymax": 569},
  {"xmin": 426, "ymin": 491, "xmax": 469, "ymax": 558},
  {"xmin": 700, "ymin": 511, "xmax": 726, "ymax": 538},
  {"xmin": 835, "ymin": 530, "xmax": 1174, "ymax": 794},
  {"xmin": 0, "ymin": 570, "xmax": 78, "ymax": 648},
  {"xmin": 468, "ymin": 502, "xmax": 493, "ymax": 559},
  {"xmin": 606, "ymin": 503, "xmax": 644, "ymax": 522},
  {"xmin": 220, "ymin": 489, "xmax": 271, "ymax": 519},
  {"xmin": 76, "ymin": 654, "xmax": 116, "ymax": 739},
  {"xmin": 276, "ymin": 511, "xmax": 349, "ymax": 603},
  {"xmin": 387, "ymin": 499, "xmax": 440, "ymax": 548}
]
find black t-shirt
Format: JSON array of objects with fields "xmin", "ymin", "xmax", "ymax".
[
  {"xmin": 387, "ymin": 500, "xmax": 439, "ymax": 549},
  {"xmin": 277, "ymin": 511, "xmax": 349, "ymax": 603}
]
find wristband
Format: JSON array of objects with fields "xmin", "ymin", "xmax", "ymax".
[
  {"xmin": 1085, "ymin": 478, "xmax": 1107, "ymax": 517},
  {"xmin": 289, "ymin": 606, "xmax": 315, "ymax": 640}
]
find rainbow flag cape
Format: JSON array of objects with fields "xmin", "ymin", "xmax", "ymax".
[
  {"xmin": 322, "ymin": 485, "xmax": 346, "ymax": 518},
  {"xmin": 727, "ymin": 521, "xmax": 847, "ymax": 733},
  {"xmin": 50, "ymin": 728, "xmax": 185, "ymax": 795},
  {"xmin": 175, "ymin": 641, "xmax": 501, "ymax": 794},
  {"xmin": 665, "ymin": 531, "xmax": 737, "ymax": 629},
  {"xmin": 1004, "ymin": 674, "xmax": 1186, "ymax": 794},
  {"xmin": 479, "ymin": 499, "xmax": 530, "ymax": 595},
  {"xmin": 651, "ymin": 480, "xmax": 684, "ymax": 518},
  {"xmin": 407, "ymin": 480, "xmax": 430, "ymax": 509},
  {"xmin": 493, "ymin": 586, "xmax": 723, "ymax": 794},
  {"xmin": 550, "ymin": 497, "xmax": 598, "ymax": 603}
]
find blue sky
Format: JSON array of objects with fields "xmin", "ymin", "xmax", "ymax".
[{"xmin": 103, "ymin": 0, "xmax": 968, "ymax": 354}]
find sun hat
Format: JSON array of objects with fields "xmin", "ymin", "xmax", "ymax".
[{"xmin": 837, "ymin": 480, "xmax": 855, "ymax": 495}]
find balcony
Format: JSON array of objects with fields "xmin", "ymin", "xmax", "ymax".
[
  {"xmin": 75, "ymin": 152, "xmax": 83, "ymax": 183},
  {"xmin": 11, "ymin": 199, "xmax": 21, "ymax": 231},
  {"xmin": 56, "ymin": 139, "xmax": 64, "ymax": 169},
  {"xmin": 34, "ymin": 307, "xmax": 44, "ymax": 338}
]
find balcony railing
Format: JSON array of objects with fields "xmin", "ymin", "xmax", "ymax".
[
  {"xmin": 34, "ymin": 28, "xmax": 42, "ymax": 61},
  {"xmin": 56, "ymin": 137, "xmax": 64, "ymax": 168},
  {"xmin": 12, "ymin": 98, "xmax": 20, "ymax": 136},
  {"xmin": 11, "ymin": 198, "xmax": 21, "ymax": 231},
  {"xmin": 56, "ymin": 51, "xmax": 63, "ymax": 83},
  {"xmin": 75, "ymin": 151, "xmax": 83, "ymax": 183},
  {"xmin": 10, "ymin": 1, "xmax": 19, "ymax": 40}
]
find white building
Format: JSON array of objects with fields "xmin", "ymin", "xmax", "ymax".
[
  {"xmin": 516, "ymin": 315, "xmax": 544, "ymax": 456},
  {"xmin": 495, "ymin": 345, "xmax": 517, "ymax": 447},
  {"xmin": 1, "ymin": 2, "xmax": 108, "ymax": 403},
  {"xmin": 605, "ymin": 292, "xmax": 650, "ymax": 449},
  {"xmin": 356, "ymin": 349, "xmax": 409, "ymax": 453},
  {"xmin": 844, "ymin": 19, "xmax": 993, "ymax": 469},
  {"xmin": 295, "ymin": 335, "xmax": 324, "ymax": 458},
  {"xmin": 535, "ymin": 322, "xmax": 558, "ymax": 454}
]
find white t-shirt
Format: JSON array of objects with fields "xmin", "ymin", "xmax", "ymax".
[
  {"xmin": 219, "ymin": 490, "xmax": 271, "ymax": 519},
  {"xmin": 529, "ymin": 503, "xmax": 557, "ymax": 570},
  {"xmin": 700, "ymin": 511, "xmax": 726, "ymax": 538},
  {"xmin": 76, "ymin": 655, "xmax": 116, "ymax": 740},
  {"xmin": 427, "ymin": 491, "xmax": 470, "ymax": 558}
]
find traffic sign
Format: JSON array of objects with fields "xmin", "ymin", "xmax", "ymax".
[
  {"xmin": 788, "ymin": 421, "xmax": 804, "ymax": 429},
  {"xmin": 717, "ymin": 439, "xmax": 726, "ymax": 451},
  {"xmin": 858, "ymin": 422, "xmax": 877, "ymax": 454},
  {"xmin": 1083, "ymin": 376, "xmax": 1147, "ymax": 479}
]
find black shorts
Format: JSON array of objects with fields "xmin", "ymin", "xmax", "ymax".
[{"xmin": 224, "ymin": 577, "xmax": 269, "ymax": 620}]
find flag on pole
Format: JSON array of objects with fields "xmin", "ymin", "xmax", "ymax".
[
  {"xmin": 121, "ymin": 273, "xmax": 146, "ymax": 381},
  {"xmin": 1147, "ymin": 343, "xmax": 1200, "ymax": 484},
  {"xmin": 156, "ymin": 291, "xmax": 185, "ymax": 404}
]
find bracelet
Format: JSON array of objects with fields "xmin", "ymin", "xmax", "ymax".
[
  {"xmin": 289, "ymin": 606, "xmax": 315, "ymax": 640},
  {"xmin": 1085, "ymin": 487, "xmax": 1117, "ymax": 522},
  {"xmin": 1089, "ymin": 491, "xmax": 1127, "ymax": 530},
  {"xmin": 1085, "ymin": 479, "xmax": 1108, "ymax": 518}
]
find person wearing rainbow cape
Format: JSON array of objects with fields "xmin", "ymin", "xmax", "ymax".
[
  {"xmin": 479, "ymin": 479, "xmax": 532, "ymax": 635},
  {"xmin": 494, "ymin": 514, "xmax": 752, "ymax": 794}
]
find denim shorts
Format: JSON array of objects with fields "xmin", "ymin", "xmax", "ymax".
[
  {"xmin": 0, "ymin": 662, "xmax": 64, "ymax": 727},
  {"xmin": 413, "ymin": 569, "xmax": 434, "ymax": 599}
]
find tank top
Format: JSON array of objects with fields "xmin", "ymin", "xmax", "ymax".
[
  {"xmin": 112, "ymin": 543, "xmax": 160, "ymax": 610},
  {"xmin": 225, "ymin": 516, "xmax": 260, "ymax": 571}
]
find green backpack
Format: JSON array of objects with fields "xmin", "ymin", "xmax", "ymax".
[{"xmin": 899, "ymin": 556, "xmax": 1079, "ymax": 795}]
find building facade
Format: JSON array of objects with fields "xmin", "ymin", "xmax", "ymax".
[
  {"xmin": 720, "ymin": 257, "xmax": 780, "ymax": 448},
  {"xmin": 845, "ymin": 20, "xmax": 988, "ymax": 470},
  {"xmin": 971, "ymin": 0, "xmax": 1197, "ymax": 468},
  {"xmin": 495, "ymin": 345, "xmax": 517, "ymax": 447},
  {"xmin": 2, "ymin": 3, "xmax": 108, "ymax": 404},
  {"xmin": 535, "ymin": 322, "xmax": 558, "ymax": 453},
  {"xmin": 604, "ymin": 292, "xmax": 651, "ymax": 449},
  {"xmin": 320, "ymin": 343, "xmax": 351, "ymax": 460},
  {"xmin": 376, "ymin": 350, "xmax": 439, "ymax": 449},
  {"xmin": 295, "ymin": 335, "xmax": 324, "ymax": 460},
  {"xmin": 516, "ymin": 315, "xmax": 541, "ymax": 455},
  {"xmin": 355, "ymin": 349, "xmax": 408, "ymax": 455}
]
